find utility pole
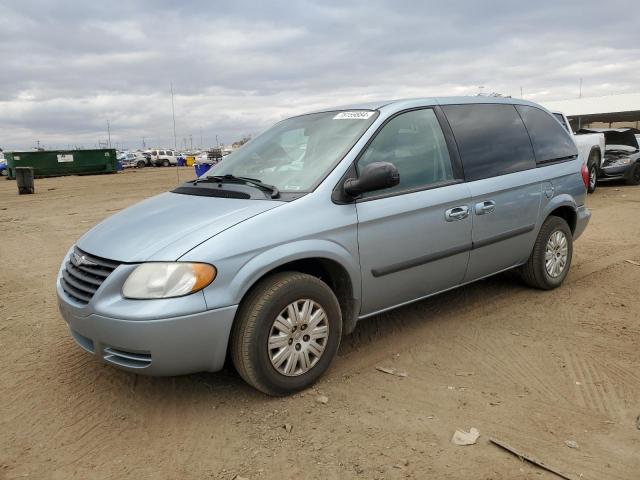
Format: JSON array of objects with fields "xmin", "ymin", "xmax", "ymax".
[
  {"xmin": 579, "ymin": 78, "xmax": 583, "ymax": 99},
  {"xmin": 216, "ymin": 134, "xmax": 219, "ymax": 147},
  {"xmin": 142, "ymin": 136, "xmax": 146, "ymax": 149},
  {"xmin": 189, "ymin": 134, "xmax": 193, "ymax": 150},
  {"xmin": 170, "ymin": 82, "xmax": 179, "ymax": 183},
  {"xmin": 107, "ymin": 120, "xmax": 111, "ymax": 149},
  {"xmin": 170, "ymin": 82, "xmax": 177, "ymax": 150},
  {"xmin": 520, "ymin": 86, "xmax": 523, "ymax": 98},
  {"xmin": 200, "ymin": 128, "xmax": 203, "ymax": 149}
]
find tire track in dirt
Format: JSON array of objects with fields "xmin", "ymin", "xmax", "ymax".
[{"xmin": 565, "ymin": 351, "xmax": 639, "ymax": 423}]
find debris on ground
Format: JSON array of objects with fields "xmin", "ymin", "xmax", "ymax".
[
  {"xmin": 565, "ymin": 440, "xmax": 579, "ymax": 449},
  {"xmin": 636, "ymin": 415, "xmax": 640, "ymax": 430},
  {"xmin": 376, "ymin": 366, "xmax": 408, "ymax": 377},
  {"xmin": 451, "ymin": 427, "xmax": 480, "ymax": 446},
  {"xmin": 455, "ymin": 371, "xmax": 474, "ymax": 377},
  {"xmin": 625, "ymin": 259, "xmax": 640, "ymax": 266},
  {"xmin": 315, "ymin": 395, "xmax": 329, "ymax": 405},
  {"xmin": 283, "ymin": 423, "xmax": 292, "ymax": 433},
  {"xmin": 490, "ymin": 437, "xmax": 575, "ymax": 480}
]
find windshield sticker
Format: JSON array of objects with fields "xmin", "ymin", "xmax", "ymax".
[{"xmin": 333, "ymin": 111, "xmax": 375, "ymax": 120}]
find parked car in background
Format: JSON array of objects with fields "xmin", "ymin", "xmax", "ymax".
[
  {"xmin": 553, "ymin": 112, "xmax": 605, "ymax": 193},
  {"xmin": 578, "ymin": 128, "xmax": 640, "ymax": 185},
  {"xmin": 149, "ymin": 149, "xmax": 178, "ymax": 166},
  {"xmin": 0, "ymin": 154, "xmax": 7, "ymax": 176},
  {"xmin": 119, "ymin": 152, "xmax": 147, "ymax": 168},
  {"xmin": 57, "ymin": 97, "xmax": 590, "ymax": 395}
]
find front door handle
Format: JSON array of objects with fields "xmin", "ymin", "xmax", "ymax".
[
  {"xmin": 445, "ymin": 205, "xmax": 470, "ymax": 222},
  {"xmin": 475, "ymin": 200, "xmax": 496, "ymax": 215}
]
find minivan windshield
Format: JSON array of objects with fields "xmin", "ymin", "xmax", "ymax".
[{"xmin": 204, "ymin": 110, "xmax": 378, "ymax": 192}]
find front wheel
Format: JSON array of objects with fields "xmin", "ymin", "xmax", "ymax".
[
  {"xmin": 230, "ymin": 272, "xmax": 342, "ymax": 396},
  {"xmin": 520, "ymin": 216, "xmax": 573, "ymax": 290},
  {"xmin": 136, "ymin": 160, "xmax": 146, "ymax": 168}
]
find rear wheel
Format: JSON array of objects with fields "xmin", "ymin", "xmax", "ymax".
[
  {"xmin": 520, "ymin": 216, "xmax": 573, "ymax": 290},
  {"xmin": 626, "ymin": 162, "xmax": 640, "ymax": 186},
  {"xmin": 162, "ymin": 159, "xmax": 170, "ymax": 167},
  {"xmin": 587, "ymin": 162, "xmax": 598, "ymax": 193},
  {"xmin": 231, "ymin": 272, "xmax": 342, "ymax": 396},
  {"xmin": 136, "ymin": 160, "xmax": 146, "ymax": 168}
]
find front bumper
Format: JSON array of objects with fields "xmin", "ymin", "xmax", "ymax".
[
  {"xmin": 573, "ymin": 204, "xmax": 591, "ymax": 241},
  {"xmin": 599, "ymin": 162, "xmax": 636, "ymax": 181},
  {"xmin": 58, "ymin": 296, "xmax": 238, "ymax": 376}
]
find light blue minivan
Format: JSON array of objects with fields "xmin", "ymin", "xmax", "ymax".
[{"xmin": 57, "ymin": 97, "xmax": 590, "ymax": 395}]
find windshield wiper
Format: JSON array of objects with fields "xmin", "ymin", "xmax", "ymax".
[{"xmin": 196, "ymin": 174, "xmax": 280, "ymax": 198}]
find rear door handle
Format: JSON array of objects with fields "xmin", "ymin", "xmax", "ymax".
[
  {"xmin": 475, "ymin": 200, "xmax": 496, "ymax": 215},
  {"xmin": 444, "ymin": 205, "xmax": 470, "ymax": 222}
]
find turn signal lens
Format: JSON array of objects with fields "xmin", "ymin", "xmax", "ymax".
[{"xmin": 122, "ymin": 262, "xmax": 216, "ymax": 299}]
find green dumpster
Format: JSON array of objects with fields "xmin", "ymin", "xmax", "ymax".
[{"xmin": 5, "ymin": 149, "xmax": 117, "ymax": 179}]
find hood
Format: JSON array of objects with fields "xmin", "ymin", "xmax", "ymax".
[
  {"xmin": 77, "ymin": 192, "xmax": 282, "ymax": 262},
  {"xmin": 579, "ymin": 128, "xmax": 639, "ymax": 150}
]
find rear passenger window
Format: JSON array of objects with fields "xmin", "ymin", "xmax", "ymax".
[
  {"xmin": 358, "ymin": 109, "xmax": 455, "ymax": 197},
  {"xmin": 442, "ymin": 104, "xmax": 536, "ymax": 181},
  {"xmin": 517, "ymin": 106, "xmax": 578, "ymax": 163}
]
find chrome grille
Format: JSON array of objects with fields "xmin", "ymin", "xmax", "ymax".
[{"xmin": 60, "ymin": 247, "xmax": 120, "ymax": 304}]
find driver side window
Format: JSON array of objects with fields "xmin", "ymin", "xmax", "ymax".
[{"xmin": 358, "ymin": 108, "xmax": 454, "ymax": 197}]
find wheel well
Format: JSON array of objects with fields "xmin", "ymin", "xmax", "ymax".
[
  {"xmin": 549, "ymin": 206, "xmax": 576, "ymax": 234},
  {"xmin": 246, "ymin": 258, "xmax": 357, "ymax": 335},
  {"xmin": 587, "ymin": 147, "xmax": 601, "ymax": 168}
]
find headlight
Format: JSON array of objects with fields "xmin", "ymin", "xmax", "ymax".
[{"xmin": 122, "ymin": 262, "xmax": 216, "ymax": 299}]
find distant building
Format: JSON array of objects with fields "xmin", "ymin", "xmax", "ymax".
[{"xmin": 543, "ymin": 93, "xmax": 640, "ymax": 131}]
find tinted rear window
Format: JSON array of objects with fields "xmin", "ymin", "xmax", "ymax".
[
  {"xmin": 517, "ymin": 106, "xmax": 578, "ymax": 163},
  {"xmin": 442, "ymin": 104, "xmax": 535, "ymax": 181}
]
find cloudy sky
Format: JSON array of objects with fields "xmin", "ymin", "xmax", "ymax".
[{"xmin": 1, "ymin": 0, "xmax": 638, "ymax": 151}]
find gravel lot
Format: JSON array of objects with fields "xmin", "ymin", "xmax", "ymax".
[{"xmin": 1, "ymin": 167, "xmax": 639, "ymax": 480}]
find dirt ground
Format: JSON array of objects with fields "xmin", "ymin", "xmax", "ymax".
[{"xmin": 1, "ymin": 167, "xmax": 639, "ymax": 480}]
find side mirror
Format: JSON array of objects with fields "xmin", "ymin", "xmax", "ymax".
[{"xmin": 344, "ymin": 161, "xmax": 400, "ymax": 196}]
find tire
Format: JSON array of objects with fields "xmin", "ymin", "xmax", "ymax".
[
  {"xmin": 587, "ymin": 160, "xmax": 598, "ymax": 193},
  {"xmin": 136, "ymin": 160, "xmax": 146, "ymax": 168},
  {"xmin": 520, "ymin": 216, "xmax": 573, "ymax": 290},
  {"xmin": 162, "ymin": 159, "xmax": 170, "ymax": 167},
  {"xmin": 626, "ymin": 162, "xmax": 640, "ymax": 186},
  {"xmin": 230, "ymin": 272, "xmax": 342, "ymax": 396},
  {"xmin": 0, "ymin": 169, "xmax": 7, "ymax": 177}
]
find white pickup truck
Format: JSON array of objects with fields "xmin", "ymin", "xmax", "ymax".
[{"xmin": 552, "ymin": 112, "xmax": 605, "ymax": 193}]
